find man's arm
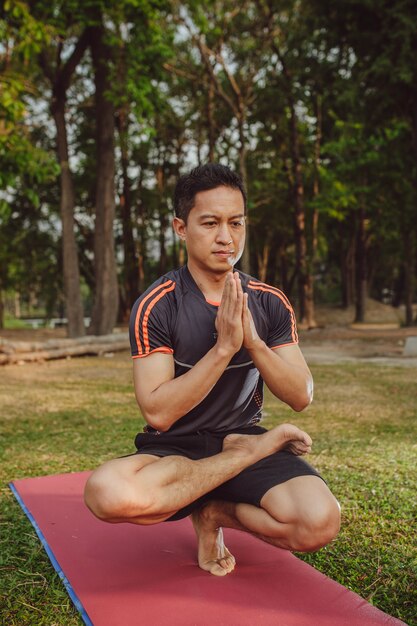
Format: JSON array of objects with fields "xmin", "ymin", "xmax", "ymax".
[
  {"xmin": 133, "ymin": 347, "xmax": 233, "ymax": 431},
  {"xmin": 133, "ymin": 272, "xmax": 244, "ymax": 432},
  {"xmin": 242, "ymin": 292, "xmax": 313, "ymax": 411}
]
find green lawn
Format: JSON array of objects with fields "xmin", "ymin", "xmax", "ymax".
[{"xmin": 1, "ymin": 353, "xmax": 416, "ymax": 625}]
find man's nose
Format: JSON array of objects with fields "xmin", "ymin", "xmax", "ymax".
[{"xmin": 216, "ymin": 224, "xmax": 232, "ymax": 244}]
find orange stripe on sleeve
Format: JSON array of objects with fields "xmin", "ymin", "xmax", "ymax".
[
  {"xmin": 270, "ymin": 341, "xmax": 298, "ymax": 350},
  {"xmin": 132, "ymin": 347, "xmax": 174, "ymax": 359},
  {"xmin": 248, "ymin": 282, "xmax": 298, "ymax": 343},
  {"xmin": 140, "ymin": 282, "xmax": 176, "ymax": 355},
  {"xmin": 134, "ymin": 280, "xmax": 174, "ymax": 355}
]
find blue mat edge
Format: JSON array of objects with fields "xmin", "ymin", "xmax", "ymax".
[{"xmin": 9, "ymin": 481, "xmax": 94, "ymax": 626}]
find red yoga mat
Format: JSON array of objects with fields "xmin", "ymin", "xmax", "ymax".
[{"xmin": 10, "ymin": 472, "xmax": 406, "ymax": 626}]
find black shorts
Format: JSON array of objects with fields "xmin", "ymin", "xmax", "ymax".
[{"xmin": 134, "ymin": 425, "xmax": 324, "ymax": 522}]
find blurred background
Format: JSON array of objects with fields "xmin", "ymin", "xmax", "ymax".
[{"xmin": 1, "ymin": 0, "xmax": 417, "ymax": 338}]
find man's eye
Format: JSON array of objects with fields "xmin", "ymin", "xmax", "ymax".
[
  {"xmin": 203, "ymin": 222, "xmax": 216, "ymax": 226},
  {"xmin": 232, "ymin": 221, "xmax": 243, "ymax": 227}
]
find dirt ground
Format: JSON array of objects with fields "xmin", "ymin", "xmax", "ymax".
[{"xmin": 298, "ymin": 325, "xmax": 417, "ymax": 367}]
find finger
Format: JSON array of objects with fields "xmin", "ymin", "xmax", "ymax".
[
  {"xmin": 234, "ymin": 274, "xmax": 243, "ymax": 313},
  {"xmin": 228, "ymin": 271, "xmax": 238, "ymax": 305},
  {"xmin": 219, "ymin": 273, "xmax": 232, "ymax": 312},
  {"xmin": 220, "ymin": 274, "xmax": 233, "ymax": 320},
  {"xmin": 234, "ymin": 272, "xmax": 243, "ymax": 294},
  {"xmin": 243, "ymin": 292, "xmax": 249, "ymax": 312},
  {"xmin": 242, "ymin": 292, "xmax": 249, "ymax": 324}
]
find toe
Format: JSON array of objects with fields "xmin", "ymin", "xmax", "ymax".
[
  {"xmin": 211, "ymin": 562, "xmax": 229, "ymax": 576},
  {"xmin": 219, "ymin": 556, "xmax": 235, "ymax": 572}
]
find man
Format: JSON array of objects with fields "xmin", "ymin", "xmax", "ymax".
[{"xmin": 85, "ymin": 163, "xmax": 340, "ymax": 576}]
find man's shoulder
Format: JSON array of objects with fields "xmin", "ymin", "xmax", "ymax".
[
  {"xmin": 239, "ymin": 272, "xmax": 290, "ymax": 301},
  {"xmin": 130, "ymin": 267, "xmax": 187, "ymax": 327},
  {"xmin": 129, "ymin": 269, "xmax": 187, "ymax": 355},
  {"xmin": 240, "ymin": 273, "xmax": 295, "ymax": 319}
]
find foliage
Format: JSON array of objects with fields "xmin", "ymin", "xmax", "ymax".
[{"xmin": 0, "ymin": 0, "xmax": 416, "ymax": 323}]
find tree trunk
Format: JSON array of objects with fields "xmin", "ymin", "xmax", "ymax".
[
  {"xmin": 52, "ymin": 102, "xmax": 86, "ymax": 337},
  {"xmin": 404, "ymin": 230, "xmax": 414, "ymax": 326},
  {"xmin": 156, "ymin": 165, "xmax": 168, "ymax": 275},
  {"xmin": 392, "ymin": 267, "xmax": 404, "ymax": 308},
  {"xmin": 0, "ymin": 278, "xmax": 4, "ymax": 330},
  {"xmin": 410, "ymin": 90, "xmax": 417, "ymax": 323},
  {"xmin": 354, "ymin": 207, "xmax": 367, "ymax": 323},
  {"xmin": 289, "ymin": 103, "xmax": 309, "ymax": 324},
  {"xmin": 159, "ymin": 209, "xmax": 168, "ymax": 275},
  {"xmin": 207, "ymin": 80, "xmax": 216, "ymax": 161},
  {"xmin": 137, "ymin": 242, "xmax": 146, "ymax": 294},
  {"xmin": 276, "ymin": 49, "xmax": 316, "ymax": 325},
  {"xmin": 303, "ymin": 94, "xmax": 322, "ymax": 329},
  {"xmin": 340, "ymin": 215, "xmax": 355, "ymax": 308},
  {"xmin": 89, "ymin": 25, "xmax": 119, "ymax": 335},
  {"xmin": 279, "ymin": 244, "xmax": 289, "ymax": 294},
  {"xmin": 238, "ymin": 118, "xmax": 251, "ymax": 275},
  {"xmin": 116, "ymin": 107, "xmax": 138, "ymax": 319},
  {"xmin": 44, "ymin": 31, "xmax": 90, "ymax": 338},
  {"xmin": 15, "ymin": 292, "xmax": 21, "ymax": 318},
  {"xmin": 135, "ymin": 171, "xmax": 147, "ymax": 294},
  {"xmin": 257, "ymin": 237, "xmax": 271, "ymax": 283}
]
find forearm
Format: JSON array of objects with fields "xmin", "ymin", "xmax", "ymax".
[
  {"xmin": 247, "ymin": 341, "xmax": 313, "ymax": 411},
  {"xmin": 143, "ymin": 345, "xmax": 233, "ymax": 431}
]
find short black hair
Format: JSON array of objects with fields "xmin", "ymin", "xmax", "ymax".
[{"xmin": 173, "ymin": 163, "xmax": 247, "ymax": 223}]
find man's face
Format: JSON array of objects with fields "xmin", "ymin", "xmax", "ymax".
[{"xmin": 174, "ymin": 186, "xmax": 246, "ymax": 273}]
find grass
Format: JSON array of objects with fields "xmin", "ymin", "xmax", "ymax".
[
  {"xmin": 2, "ymin": 318, "xmax": 33, "ymax": 330},
  {"xmin": 0, "ymin": 352, "xmax": 416, "ymax": 625}
]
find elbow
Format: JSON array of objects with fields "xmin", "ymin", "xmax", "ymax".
[
  {"xmin": 141, "ymin": 408, "xmax": 174, "ymax": 433},
  {"xmin": 291, "ymin": 397, "xmax": 311, "ymax": 412},
  {"xmin": 143, "ymin": 413, "xmax": 166, "ymax": 432},
  {"xmin": 146, "ymin": 420, "xmax": 169, "ymax": 433},
  {"xmin": 291, "ymin": 382, "xmax": 313, "ymax": 412}
]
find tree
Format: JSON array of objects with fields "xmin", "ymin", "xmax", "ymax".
[
  {"xmin": 38, "ymin": 12, "xmax": 91, "ymax": 337},
  {"xmin": 88, "ymin": 17, "xmax": 119, "ymax": 335},
  {"xmin": 0, "ymin": 0, "xmax": 59, "ymax": 326}
]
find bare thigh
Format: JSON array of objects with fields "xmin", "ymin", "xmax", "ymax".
[
  {"xmin": 84, "ymin": 453, "xmax": 168, "ymax": 522},
  {"xmin": 91, "ymin": 453, "xmax": 161, "ymax": 479},
  {"xmin": 260, "ymin": 475, "xmax": 341, "ymax": 527}
]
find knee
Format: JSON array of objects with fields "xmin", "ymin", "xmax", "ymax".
[
  {"xmin": 295, "ymin": 499, "xmax": 341, "ymax": 552},
  {"xmin": 84, "ymin": 469, "xmax": 154, "ymax": 523}
]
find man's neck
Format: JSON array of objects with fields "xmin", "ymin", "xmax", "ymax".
[{"xmin": 187, "ymin": 262, "xmax": 232, "ymax": 301}]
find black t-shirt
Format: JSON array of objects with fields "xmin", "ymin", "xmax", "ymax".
[{"xmin": 129, "ymin": 265, "xmax": 298, "ymax": 435}]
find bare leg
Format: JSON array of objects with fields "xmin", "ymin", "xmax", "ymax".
[
  {"xmin": 191, "ymin": 476, "xmax": 341, "ymax": 575},
  {"xmin": 84, "ymin": 423, "xmax": 312, "ymax": 524}
]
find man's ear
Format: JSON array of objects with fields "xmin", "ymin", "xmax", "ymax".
[{"xmin": 173, "ymin": 217, "xmax": 186, "ymax": 240}]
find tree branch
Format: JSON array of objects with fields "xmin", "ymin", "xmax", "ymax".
[{"xmin": 54, "ymin": 27, "xmax": 91, "ymax": 96}]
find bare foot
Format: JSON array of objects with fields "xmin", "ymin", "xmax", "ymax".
[
  {"xmin": 191, "ymin": 504, "xmax": 236, "ymax": 577},
  {"xmin": 223, "ymin": 423, "xmax": 312, "ymax": 462}
]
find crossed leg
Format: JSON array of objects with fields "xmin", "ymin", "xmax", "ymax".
[{"xmin": 84, "ymin": 425, "xmax": 340, "ymax": 576}]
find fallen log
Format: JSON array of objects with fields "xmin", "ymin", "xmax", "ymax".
[
  {"xmin": 0, "ymin": 334, "xmax": 130, "ymax": 365},
  {"xmin": 0, "ymin": 332, "xmax": 129, "ymax": 354}
]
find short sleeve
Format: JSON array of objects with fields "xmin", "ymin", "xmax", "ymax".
[
  {"xmin": 265, "ymin": 289, "xmax": 298, "ymax": 349},
  {"xmin": 129, "ymin": 279, "xmax": 176, "ymax": 358}
]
